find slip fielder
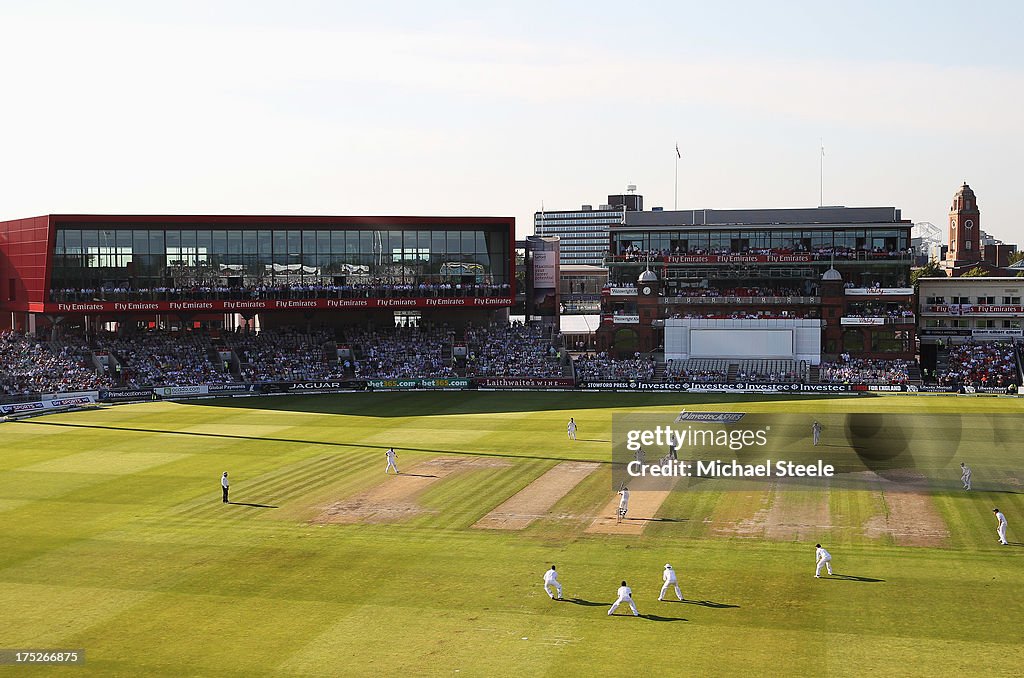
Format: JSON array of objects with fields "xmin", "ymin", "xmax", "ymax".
[
  {"xmin": 659, "ymin": 564, "xmax": 683, "ymax": 601},
  {"xmin": 543, "ymin": 565, "xmax": 562, "ymax": 600},
  {"xmin": 608, "ymin": 580, "xmax": 640, "ymax": 616}
]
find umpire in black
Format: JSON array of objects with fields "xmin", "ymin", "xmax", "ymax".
[{"xmin": 221, "ymin": 472, "xmax": 229, "ymax": 503}]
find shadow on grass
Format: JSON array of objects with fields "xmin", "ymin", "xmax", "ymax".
[
  {"xmin": 16, "ymin": 420, "xmax": 609, "ymax": 466},
  {"xmin": 823, "ymin": 574, "xmax": 884, "ymax": 583},
  {"xmin": 176, "ymin": 390, "xmax": 862, "ymax": 417},
  {"xmin": 640, "ymin": 614, "xmax": 688, "ymax": 622},
  {"xmin": 228, "ymin": 502, "xmax": 278, "ymax": 508},
  {"xmin": 676, "ymin": 599, "xmax": 740, "ymax": 609},
  {"xmin": 392, "ymin": 473, "xmax": 437, "ymax": 478},
  {"xmin": 562, "ymin": 598, "xmax": 606, "ymax": 607}
]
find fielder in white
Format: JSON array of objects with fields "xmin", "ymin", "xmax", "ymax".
[
  {"xmin": 607, "ymin": 580, "xmax": 640, "ymax": 616},
  {"xmin": 814, "ymin": 543, "xmax": 833, "ymax": 577},
  {"xmin": 960, "ymin": 462, "xmax": 972, "ymax": 490},
  {"xmin": 384, "ymin": 447, "xmax": 399, "ymax": 474},
  {"xmin": 567, "ymin": 417, "xmax": 577, "ymax": 441},
  {"xmin": 616, "ymin": 487, "xmax": 630, "ymax": 523},
  {"xmin": 993, "ymin": 508, "xmax": 1008, "ymax": 545},
  {"xmin": 659, "ymin": 564, "xmax": 683, "ymax": 601},
  {"xmin": 543, "ymin": 565, "xmax": 562, "ymax": 600},
  {"xmin": 812, "ymin": 421, "xmax": 822, "ymax": 446}
]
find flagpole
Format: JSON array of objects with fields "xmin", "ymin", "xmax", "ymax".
[
  {"xmin": 819, "ymin": 140, "xmax": 823, "ymax": 207},
  {"xmin": 674, "ymin": 143, "xmax": 681, "ymax": 210}
]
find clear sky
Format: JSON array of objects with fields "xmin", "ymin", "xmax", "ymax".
[{"xmin": 1, "ymin": 1, "xmax": 1022, "ymax": 245}]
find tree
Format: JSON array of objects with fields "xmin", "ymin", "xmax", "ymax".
[
  {"xmin": 911, "ymin": 260, "xmax": 942, "ymax": 291},
  {"xmin": 1008, "ymin": 250, "xmax": 1024, "ymax": 266},
  {"xmin": 961, "ymin": 266, "xmax": 989, "ymax": 277}
]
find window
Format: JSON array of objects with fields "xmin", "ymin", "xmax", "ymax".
[
  {"xmin": 211, "ymin": 231, "xmax": 227, "ymax": 254},
  {"xmin": 256, "ymin": 230, "xmax": 272, "ymax": 256},
  {"xmin": 951, "ymin": 296, "xmax": 970, "ymax": 304},
  {"xmin": 1002, "ymin": 296, "xmax": 1020, "ymax": 305},
  {"xmin": 926, "ymin": 296, "xmax": 945, "ymax": 305},
  {"xmin": 133, "ymin": 230, "xmax": 149, "ymax": 255},
  {"xmin": 977, "ymin": 296, "xmax": 995, "ymax": 305},
  {"xmin": 242, "ymin": 230, "xmax": 258, "ymax": 255},
  {"xmin": 227, "ymin": 231, "xmax": 242, "ymax": 255}
]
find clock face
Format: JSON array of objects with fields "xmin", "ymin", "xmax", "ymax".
[
  {"xmin": 965, "ymin": 220, "xmax": 973, "ymax": 230},
  {"xmin": 642, "ymin": 286, "xmax": 652, "ymax": 295}
]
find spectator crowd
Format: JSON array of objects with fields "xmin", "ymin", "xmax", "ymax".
[
  {"xmin": 818, "ymin": 358, "xmax": 911, "ymax": 385},
  {"xmin": 347, "ymin": 326, "xmax": 456, "ymax": 380},
  {"xmin": 1, "ymin": 331, "xmax": 112, "ymax": 396},
  {"xmin": 574, "ymin": 353, "xmax": 656, "ymax": 381},
  {"xmin": 464, "ymin": 322, "xmax": 564, "ymax": 378},
  {"xmin": 937, "ymin": 342, "xmax": 1020, "ymax": 389}
]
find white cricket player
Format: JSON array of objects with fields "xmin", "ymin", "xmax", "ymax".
[
  {"xmin": 635, "ymin": 446, "xmax": 646, "ymax": 466},
  {"xmin": 543, "ymin": 565, "xmax": 562, "ymax": 600},
  {"xmin": 607, "ymin": 580, "xmax": 640, "ymax": 616},
  {"xmin": 567, "ymin": 417, "xmax": 577, "ymax": 441},
  {"xmin": 384, "ymin": 447, "xmax": 399, "ymax": 474},
  {"xmin": 993, "ymin": 508, "xmax": 1008, "ymax": 545},
  {"xmin": 960, "ymin": 462, "xmax": 972, "ymax": 490},
  {"xmin": 616, "ymin": 487, "xmax": 630, "ymax": 523},
  {"xmin": 814, "ymin": 543, "xmax": 833, "ymax": 577},
  {"xmin": 812, "ymin": 421, "xmax": 822, "ymax": 446},
  {"xmin": 659, "ymin": 564, "xmax": 683, "ymax": 602}
]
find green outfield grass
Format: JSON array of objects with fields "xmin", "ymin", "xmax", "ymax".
[{"xmin": 1, "ymin": 392, "xmax": 1022, "ymax": 677}]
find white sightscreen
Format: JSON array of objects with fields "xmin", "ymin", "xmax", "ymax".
[{"xmin": 689, "ymin": 329, "xmax": 794, "ymax": 358}]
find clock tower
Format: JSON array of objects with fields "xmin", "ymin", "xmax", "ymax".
[{"xmin": 946, "ymin": 182, "xmax": 981, "ymax": 269}]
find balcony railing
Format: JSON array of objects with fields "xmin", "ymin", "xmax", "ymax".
[{"xmin": 661, "ymin": 295, "xmax": 821, "ymax": 305}]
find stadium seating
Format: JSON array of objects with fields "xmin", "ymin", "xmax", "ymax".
[
  {"xmin": 937, "ymin": 341, "xmax": 1020, "ymax": 388},
  {"xmin": 0, "ymin": 330, "xmax": 113, "ymax": 395},
  {"xmin": 574, "ymin": 354, "xmax": 656, "ymax": 381},
  {"xmin": 818, "ymin": 358, "xmax": 911, "ymax": 385},
  {"xmin": 464, "ymin": 322, "xmax": 564, "ymax": 378},
  {"xmin": 665, "ymin": 359, "xmax": 730, "ymax": 383}
]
